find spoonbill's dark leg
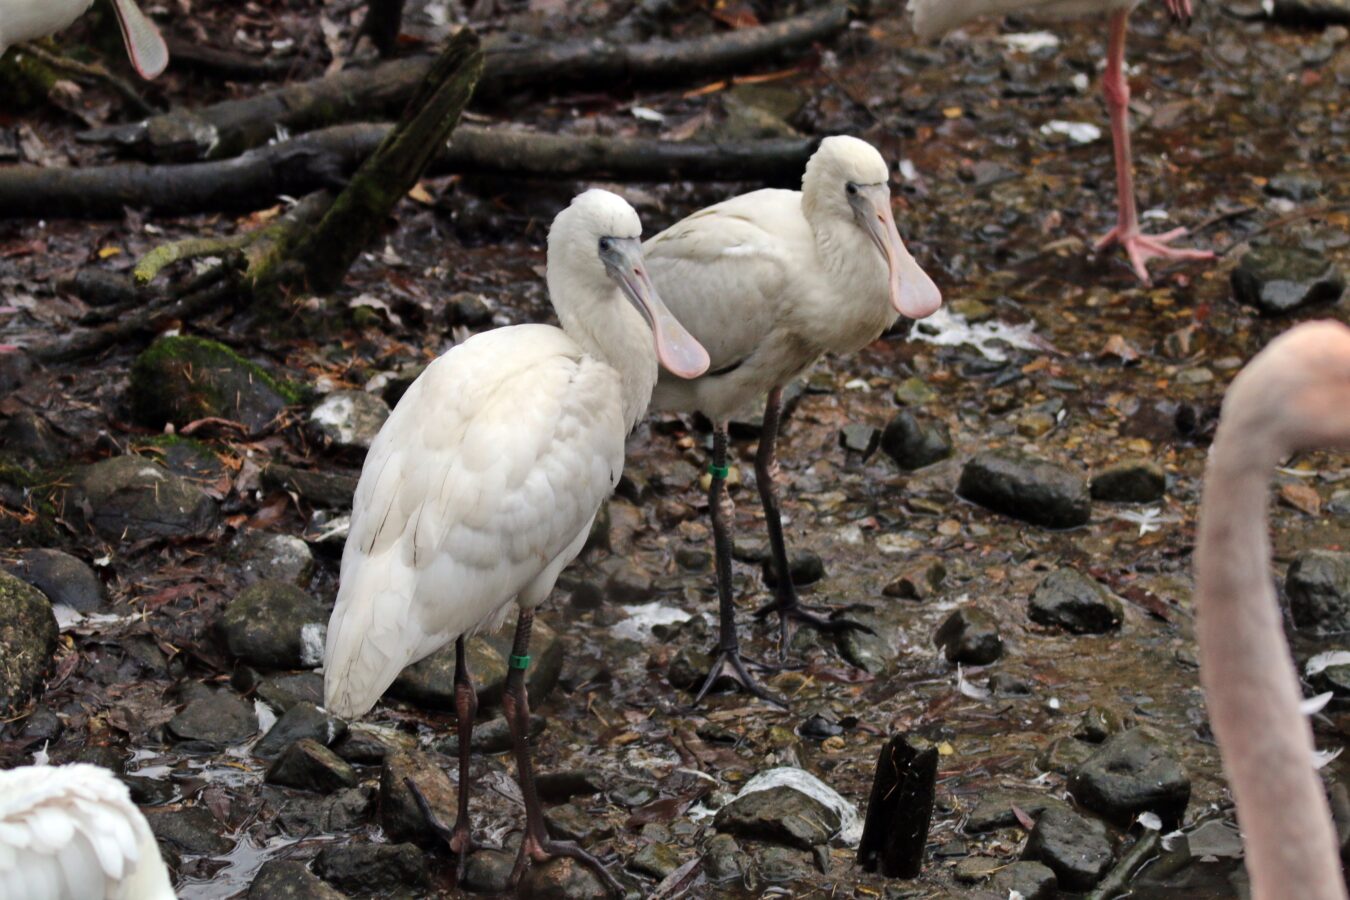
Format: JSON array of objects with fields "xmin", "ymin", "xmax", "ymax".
[
  {"xmin": 1092, "ymin": 9, "xmax": 1212, "ymax": 283},
  {"xmin": 693, "ymin": 422, "xmax": 787, "ymax": 709},
  {"xmin": 406, "ymin": 636, "xmax": 483, "ymax": 881},
  {"xmin": 505, "ymin": 610, "xmax": 624, "ymax": 897},
  {"xmin": 751, "ymin": 387, "xmax": 873, "ymax": 657}
]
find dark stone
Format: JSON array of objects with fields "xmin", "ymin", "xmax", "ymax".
[
  {"xmin": 799, "ymin": 713, "xmax": 843, "ymax": 740},
  {"xmin": 267, "ymin": 739, "xmax": 358, "ymax": 793},
  {"xmin": 703, "ymin": 833, "xmax": 746, "ymax": 883},
  {"xmin": 1022, "ymin": 807, "xmax": 1113, "ymax": 892},
  {"xmin": 6, "ymin": 549, "xmax": 106, "ymax": 614},
  {"xmin": 880, "ymin": 410, "xmax": 953, "ymax": 470},
  {"xmin": 882, "ymin": 560, "xmax": 947, "ymax": 601},
  {"xmin": 332, "ymin": 722, "xmax": 416, "ymax": 764},
  {"xmin": 857, "ymin": 734, "xmax": 938, "ymax": 878},
  {"xmin": 603, "ymin": 557, "xmax": 654, "ymax": 604},
  {"xmin": 958, "ymin": 449, "xmax": 1090, "ymax": 528},
  {"xmin": 130, "ymin": 335, "xmax": 294, "ymax": 431},
  {"xmin": 145, "ymin": 805, "xmax": 232, "ymax": 855},
  {"xmin": 219, "ymin": 580, "xmax": 329, "ymax": 670},
  {"xmin": 65, "ymin": 456, "xmax": 219, "ymax": 541},
  {"xmin": 988, "ymin": 672, "xmax": 1032, "ymax": 696},
  {"xmin": 0, "ymin": 410, "xmax": 62, "ymax": 463},
  {"xmin": 249, "ymin": 859, "xmax": 348, "ymax": 899},
  {"xmin": 121, "ymin": 775, "xmax": 175, "ymax": 806},
  {"xmin": 20, "ymin": 706, "xmax": 63, "ymax": 743},
  {"xmin": 545, "ymin": 802, "xmax": 614, "ymax": 844},
  {"xmin": 628, "ymin": 842, "xmax": 683, "ymax": 879},
  {"xmin": 1231, "ymin": 245, "xmax": 1345, "ymax": 316},
  {"xmin": 1070, "ymin": 728, "xmax": 1190, "ymax": 828},
  {"xmin": 521, "ymin": 856, "xmax": 610, "ymax": 899},
  {"xmin": 752, "ymin": 845, "xmax": 814, "ymax": 882},
  {"xmin": 261, "ymin": 463, "xmax": 359, "ymax": 510},
  {"xmin": 714, "ymin": 784, "xmax": 840, "ymax": 850},
  {"xmin": 307, "ymin": 390, "xmax": 390, "ymax": 451},
  {"xmin": 167, "ymin": 684, "xmax": 257, "ymax": 747},
  {"xmin": 1091, "ymin": 460, "xmax": 1165, "ymax": 503},
  {"xmin": 609, "ymin": 782, "xmax": 659, "ymax": 809},
  {"xmin": 934, "ymin": 606, "xmax": 1003, "ymax": 665},
  {"xmin": 314, "ymin": 843, "xmax": 430, "ymax": 894},
  {"xmin": 255, "ymin": 702, "xmax": 347, "ymax": 760},
  {"xmin": 991, "ymin": 860, "xmax": 1057, "ymax": 899},
  {"xmin": 1286, "ymin": 550, "xmax": 1350, "ymax": 633},
  {"xmin": 537, "ymin": 769, "xmax": 606, "ymax": 803},
  {"xmin": 762, "ymin": 551, "xmax": 826, "ymax": 588},
  {"xmin": 1036, "ymin": 736, "xmax": 1096, "ymax": 775},
  {"xmin": 839, "ymin": 423, "xmax": 879, "ymax": 455},
  {"xmin": 1266, "ymin": 171, "xmax": 1324, "ymax": 201},
  {"xmin": 435, "ymin": 713, "xmax": 545, "ymax": 755},
  {"xmin": 254, "ymin": 672, "xmax": 325, "ymax": 713},
  {"xmin": 1075, "ymin": 706, "xmax": 1125, "ymax": 744},
  {"xmin": 462, "ymin": 849, "xmax": 516, "ymax": 893},
  {"xmin": 275, "ymin": 786, "xmax": 372, "ymax": 836},
  {"xmin": 380, "ymin": 750, "xmax": 457, "ymax": 844},
  {"xmin": 0, "ymin": 570, "xmax": 59, "ymax": 714},
  {"xmin": 1028, "ymin": 568, "xmax": 1123, "ymax": 634},
  {"xmin": 391, "ymin": 620, "xmax": 563, "ymax": 713},
  {"xmin": 232, "ymin": 531, "xmax": 315, "ymax": 588},
  {"xmin": 965, "ymin": 789, "xmax": 1071, "ymax": 833}
]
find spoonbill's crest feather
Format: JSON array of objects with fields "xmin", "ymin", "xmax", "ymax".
[{"xmin": 0, "ymin": 763, "xmax": 175, "ymax": 900}]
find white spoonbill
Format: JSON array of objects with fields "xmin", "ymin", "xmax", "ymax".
[
  {"xmin": 0, "ymin": 0, "xmax": 168, "ymax": 79},
  {"xmin": 0, "ymin": 763, "xmax": 176, "ymax": 900},
  {"xmin": 909, "ymin": 0, "xmax": 1213, "ymax": 283},
  {"xmin": 1195, "ymin": 319, "xmax": 1350, "ymax": 900},
  {"xmin": 323, "ymin": 189, "xmax": 708, "ymax": 891},
  {"xmin": 643, "ymin": 135, "xmax": 942, "ymax": 704}
]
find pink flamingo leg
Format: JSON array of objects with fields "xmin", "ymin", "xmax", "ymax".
[{"xmin": 1093, "ymin": 10, "xmax": 1213, "ymax": 283}]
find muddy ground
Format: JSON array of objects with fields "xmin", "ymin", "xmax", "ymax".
[{"xmin": 1, "ymin": 0, "xmax": 1348, "ymax": 898}]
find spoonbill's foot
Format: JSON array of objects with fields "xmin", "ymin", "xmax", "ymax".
[
  {"xmin": 406, "ymin": 778, "xmax": 483, "ymax": 883},
  {"xmin": 691, "ymin": 648, "xmax": 788, "ymax": 709},
  {"xmin": 509, "ymin": 832, "xmax": 626, "ymax": 898},
  {"xmin": 1094, "ymin": 225, "xmax": 1214, "ymax": 284},
  {"xmin": 754, "ymin": 597, "xmax": 875, "ymax": 658}
]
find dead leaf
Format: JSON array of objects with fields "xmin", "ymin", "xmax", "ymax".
[
  {"xmin": 1100, "ymin": 334, "xmax": 1141, "ymax": 365},
  {"xmin": 1280, "ymin": 482, "xmax": 1322, "ymax": 516}
]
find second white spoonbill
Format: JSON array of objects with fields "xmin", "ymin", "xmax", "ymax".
[
  {"xmin": 643, "ymin": 135, "xmax": 942, "ymax": 705},
  {"xmin": 323, "ymin": 189, "xmax": 708, "ymax": 891}
]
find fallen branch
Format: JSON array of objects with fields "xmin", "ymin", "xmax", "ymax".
[
  {"xmin": 78, "ymin": 5, "xmax": 849, "ymax": 161},
  {"xmin": 0, "ymin": 126, "xmax": 815, "ymax": 219}
]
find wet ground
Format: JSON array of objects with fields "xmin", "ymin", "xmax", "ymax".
[{"xmin": 1, "ymin": 0, "xmax": 1349, "ymax": 897}]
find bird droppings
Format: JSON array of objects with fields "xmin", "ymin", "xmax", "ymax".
[{"xmin": 1038, "ymin": 120, "xmax": 1104, "ymax": 144}]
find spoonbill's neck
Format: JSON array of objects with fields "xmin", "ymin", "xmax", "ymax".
[
  {"xmin": 1196, "ymin": 432, "xmax": 1347, "ymax": 900},
  {"xmin": 555, "ymin": 285, "xmax": 658, "ymax": 431}
]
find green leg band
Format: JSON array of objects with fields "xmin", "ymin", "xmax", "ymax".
[
  {"xmin": 509, "ymin": 654, "xmax": 532, "ymax": 671},
  {"xmin": 708, "ymin": 463, "xmax": 730, "ymax": 479}
]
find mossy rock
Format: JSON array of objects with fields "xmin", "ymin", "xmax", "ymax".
[
  {"xmin": 0, "ymin": 48, "xmax": 61, "ymax": 112},
  {"xmin": 129, "ymin": 335, "xmax": 301, "ymax": 431},
  {"xmin": 64, "ymin": 456, "xmax": 219, "ymax": 541},
  {"xmin": 0, "ymin": 570, "xmax": 59, "ymax": 714}
]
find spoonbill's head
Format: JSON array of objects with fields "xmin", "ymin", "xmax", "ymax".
[
  {"xmin": 804, "ymin": 135, "xmax": 942, "ymax": 321},
  {"xmin": 547, "ymin": 189, "xmax": 710, "ymax": 380},
  {"xmin": 1219, "ymin": 320, "xmax": 1350, "ymax": 460}
]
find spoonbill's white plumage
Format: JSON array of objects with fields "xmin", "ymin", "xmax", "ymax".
[
  {"xmin": 909, "ymin": 0, "xmax": 1213, "ymax": 283},
  {"xmin": 0, "ymin": 763, "xmax": 175, "ymax": 900},
  {"xmin": 323, "ymin": 188, "xmax": 707, "ymax": 891},
  {"xmin": 642, "ymin": 135, "xmax": 941, "ymax": 704},
  {"xmin": 0, "ymin": 0, "xmax": 168, "ymax": 79},
  {"xmin": 1195, "ymin": 320, "xmax": 1350, "ymax": 900}
]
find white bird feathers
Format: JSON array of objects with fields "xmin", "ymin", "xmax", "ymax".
[
  {"xmin": 0, "ymin": 764, "xmax": 175, "ymax": 900},
  {"xmin": 0, "ymin": 0, "xmax": 168, "ymax": 79},
  {"xmin": 908, "ymin": 0, "xmax": 1139, "ymax": 41}
]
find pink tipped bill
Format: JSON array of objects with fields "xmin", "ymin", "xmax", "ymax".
[
  {"xmin": 857, "ymin": 185, "xmax": 942, "ymax": 320},
  {"xmin": 110, "ymin": 0, "xmax": 168, "ymax": 79}
]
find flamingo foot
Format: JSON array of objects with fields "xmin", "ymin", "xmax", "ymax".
[
  {"xmin": 690, "ymin": 647, "xmax": 788, "ymax": 709},
  {"xmin": 1094, "ymin": 224, "xmax": 1214, "ymax": 284}
]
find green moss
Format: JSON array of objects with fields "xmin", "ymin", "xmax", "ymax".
[
  {"xmin": 0, "ymin": 47, "xmax": 60, "ymax": 111},
  {"xmin": 129, "ymin": 335, "xmax": 301, "ymax": 429}
]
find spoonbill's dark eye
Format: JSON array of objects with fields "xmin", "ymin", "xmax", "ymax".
[
  {"xmin": 599, "ymin": 237, "xmax": 613, "ymax": 253},
  {"xmin": 845, "ymin": 183, "xmax": 859, "ymax": 196}
]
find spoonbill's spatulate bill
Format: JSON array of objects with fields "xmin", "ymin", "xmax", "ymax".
[
  {"xmin": 909, "ymin": 0, "xmax": 1213, "ymax": 283},
  {"xmin": 643, "ymin": 135, "xmax": 941, "ymax": 705},
  {"xmin": 0, "ymin": 763, "xmax": 176, "ymax": 900},
  {"xmin": 323, "ymin": 189, "xmax": 707, "ymax": 892},
  {"xmin": 1196, "ymin": 320, "xmax": 1350, "ymax": 900},
  {"xmin": 0, "ymin": 0, "xmax": 168, "ymax": 79}
]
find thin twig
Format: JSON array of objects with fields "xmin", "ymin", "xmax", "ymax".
[{"xmin": 18, "ymin": 42, "xmax": 157, "ymax": 116}]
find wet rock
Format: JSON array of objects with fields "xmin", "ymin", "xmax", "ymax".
[
  {"xmin": 168, "ymin": 684, "xmax": 258, "ymax": 747},
  {"xmin": 333, "ymin": 722, "xmax": 417, "ymax": 764},
  {"xmin": 965, "ymin": 789, "xmax": 1071, "ymax": 833},
  {"xmin": 537, "ymin": 769, "xmax": 606, "ymax": 802},
  {"xmin": 835, "ymin": 608, "xmax": 890, "ymax": 674},
  {"xmin": 232, "ymin": 531, "xmax": 315, "ymax": 587},
  {"xmin": 548, "ymin": 801, "xmax": 615, "ymax": 844},
  {"xmin": 882, "ymin": 560, "xmax": 946, "ymax": 601},
  {"xmin": 463, "ymin": 849, "xmax": 516, "ymax": 893},
  {"xmin": 629, "ymin": 841, "xmax": 683, "ymax": 879},
  {"xmin": 1022, "ymin": 807, "xmax": 1113, "ymax": 892},
  {"xmin": 521, "ymin": 856, "xmax": 610, "ymax": 899},
  {"xmin": 893, "ymin": 376, "xmax": 938, "ymax": 406},
  {"xmin": 1266, "ymin": 171, "xmax": 1324, "ymax": 201},
  {"xmin": 435, "ymin": 713, "xmax": 545, "ymax": 755},
  {"xmin": 752, "ymin": 845, "xmax": 814, "ymax": 882},
  {"xmin": 954, "ymin": 857, "xmax": 1001, "ymax": 884},
  {"xmin": 1329, "ymin": 490, "xmax": 1350, "ymax": 518},
  {"xmin": 1091, "ymin": 460, "xmax": 1165, "ymax": 503},
  {"xmin": 380, "ymin": 750, "xmax": 457, "ymax": 844},
  {"xmin": 255, "ymin": 702, "xmax": 347, "ymax": 759},
  {"xmin": 934, "ymin": 606, "xmax": 1003, "ymax": 665},
  {"xmin": 262, "ymin": 463, "xmax": 359, "ymax": 510},
  {"xmin": 0, "ymin": 570, "xmax": 59, "ymax": 714},
  {"xmin": 6, "ymin": 549, "xmax": 106, "ymax": 613},
  {"xmin": 314, "ymin": 843, "xmax": 430, "ymax": 895},
  {"xmin": 446, "ymin": 291, "xmax": 494, "ymax": 327},
  {"xmin": 714, "ymin": 785, "xmax": 840, "ymax": 850},
  {"xmin": 391, "ymin": 620, "xmax": 563, "ymax": 713},
  {"xmin": 609, "ymin": 781, "xmax": 659, "ymax": 809},
  {"xmin": 1028, "ymin": 568, "xmax": 1123, "ymax": 634},
  {"xmin": 1075, "ymin": 706, "xmax": 1125, "ymax": 743},
  {"xmin": 308, "ymin": 390, "xmax": 390, "ymax": 451},
  {"xmin": 20, "ymin": 706, "xmax": 63, "ymax": 743},
  {"xmin": 992, "ymin": 860, "xmax": 1058, "ymax": 899},
  {"xmin": 988, "ymin": 672, "xmax": 1031, "ymax": 696},
  {"xmin": 1232, "ymin": 246, "xmax": 1345, "ymax": 316},
  {"xmin": 66, "ymin": 456, "xmax": 219, "ymax": 541},
  {"xmin": 249, "ymin": 859, "xmax": 348, "ymax": 899},
  {"xmin": 1286, "ymin": 550, "xmax": 1350, "ymax": 633},
  {"xmin": 603, "ymin": 556, "xmax": 654, "ymax": 603},
  {"xmin": 1070, "ymin": 728, "xmax": 1190, "ymax": 828},
  {"xmin": 120, "ymin": 776, "xmax": 175, "ymax": 807},
  {"xmin": 275, "ymin": 786, "xmax": 372, "ymax": 835},
  {"xmin": 880, "ymin": 410, "xmax": 953, "ymax": 470},
  {"xmin": 0, "ymin": 410, "xmax": 62, "ymax": 463},
  {"xmin": 1036, "ymin": 736, "xmax": 1096, "ymax": 775},
  {"xmin": 702, "ymin": 833, "xmax": 746, "ymax": 883},
  {"xmin": 762, "ymin": 551, "xmax": 826, "ymax": 588},
  {"xmin": 145, "ymin": 805, "xmax": 232, "ymax": 855},
  {"xmin": 130, "ymin": 335, "xmax": 295, "ymax": 430},
  {"xmin": 267, "ymin": 738, "xmax": 358, "ymax": 792},
  {"xmin": 219, "ymin": 580, "xmax": 329, "ymax": 670},
  {"xmin": 958, "ymin": 450, "xmax": 1091, "ymax": 528},
  {"xmin": 254, "ymin": 672, "xmax": 325, "ymax": 713},
  {"xmin": 839, "ymin": 423, "xmax": 879, "ymax": 455}
]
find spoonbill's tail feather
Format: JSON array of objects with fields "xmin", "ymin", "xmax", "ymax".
[{"xmin": 324, "ymin": 559, "xmax": 422, "ymax": 719}]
